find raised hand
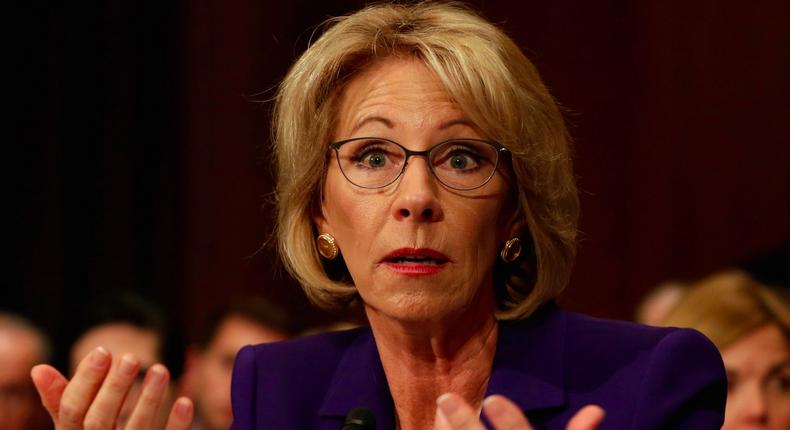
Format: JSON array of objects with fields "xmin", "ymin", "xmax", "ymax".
[
  {"xmin": 30, "ymin": 347, "xmax": 194, "ymax": 430},
  {"xmin": 435, "ymin": 392, "xmax": 605, "ymax": 430}
]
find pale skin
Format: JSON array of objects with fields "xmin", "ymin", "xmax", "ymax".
[
  {"xmin": 721, "ymin": 323, "xmax": 790, "ymax": 430},
  {"xmin": 68, "ymin": 323, "xmax": 168, "ymax": 428},
  {"xmin": 183, "ymin": 316, "xmax": 288, "ymax": 430},
  {"xmin": 28, "ymin": 317, "xmax": 285, "ymax": 430},
  {"xmin": 315, "ymin": 56, "xmax": 605, "ymax": 430},
  {"xmin": 0, "ymin": 324, "xmax": 50, "ymax": 430},
  {"xmin": 30, "ymin": 348, "xmax": 193, "ymax": 430}
]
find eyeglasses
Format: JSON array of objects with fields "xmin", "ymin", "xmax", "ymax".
[{"xmin": 329, "ymin": 137, "xmax": 509, "ymax": 190}]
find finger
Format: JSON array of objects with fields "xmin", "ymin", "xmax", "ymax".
[
  {"xmin": 482, "ymin": 395, "xmax": 533, "ymax": 430},
  {"xmin": 30, "ymin": 364, "xmax": 69, "ymax": 425},
  {"xmin": 436, "ymin": 393, "xmax": 486, "ymax": 430},
  {"xmin": 58, "ymin": 347, "xmax": 112, "ymax": 430},
  {"xmin": 566, "ymin": 405, "xmax": 605, "ymax": 430},
  {"xmin": 164, "ymin": 397, "xmax": 194, "ymax": 430},
  {"xmin": 124, "ymin": 364, "xmax": 170, "ymax": 430},
  {"xmin": 434, "ymin": 403, "xmax": 451, "ymax": 430},
  {"xmin": 82, "ymin": 353, "xmax": 140, "ymax": 430}
]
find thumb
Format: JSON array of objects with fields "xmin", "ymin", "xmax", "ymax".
[
  {"xmin": 566, "ymin": 405, "xmax": 605, "ymax": 430},
  {"xmin": 30, "ymin": 364, "xmax": 69, "ymax": 424}
]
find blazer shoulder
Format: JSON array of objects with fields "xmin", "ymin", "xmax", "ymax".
[
  {"xmin": 562, "ymin": 312, "xmax": 726, "ymax": 429},
  {"xmin": 241, "ymin": 327, "xmax": 362, "ymax": 364},
  {"xmin": 563, "ymin": 310, "xmax": 726, "ymax": 362},
  {"xmin": 628, "ymin": 326, "xmax": 727, "ymax": 429},
  {"xmin": 564, "ymin": 310, "xmax": 685, "ymax": 346}
]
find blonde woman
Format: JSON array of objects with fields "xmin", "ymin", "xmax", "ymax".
[
  {"xmin": 227, "ymin": 3, "xmax": 727, "ymax": 429},
  {"xmin": 662, "ymin": 271, "xmax": 790, "ymax": 430}
]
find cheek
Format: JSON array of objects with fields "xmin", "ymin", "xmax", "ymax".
[
  {"xmin": 453, "ymin": 199, "xmax": 506, "ymax": 255},
  {"xmin": 322, "ymin": 180, "xmax": 388, "ymax": 273},
  {"xmin": 722, "ymin": 381, "xmax": 774, "ymax": 427}
]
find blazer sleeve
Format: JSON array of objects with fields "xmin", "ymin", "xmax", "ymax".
[
  {"xmin": 230, "ymin": 344, "xmax": 257, "ymax": 430},
  {"xmin": 630, "ymin": 328, "xmax": 727, "ymax": 429}
]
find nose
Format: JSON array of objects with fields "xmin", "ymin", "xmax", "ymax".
[
  {"xmin": 391, "ymin": 157, "xmax": 443, "ymax": 222},
  {"xmin": 738, "ymin": 384, "xmax": 769, "ymax": 426}
]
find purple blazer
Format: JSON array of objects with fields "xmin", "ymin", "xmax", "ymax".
[{"xmin": 231, "ymin": 303, "xmax": 726, "ymax": 429}]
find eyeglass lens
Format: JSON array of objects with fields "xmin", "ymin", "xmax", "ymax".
[{"xmin": 334, "ymin": 138, "xmax": 500, "ymax": 190}]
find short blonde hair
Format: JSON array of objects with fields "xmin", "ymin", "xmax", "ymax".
[
  {"xmin": 661, "ymin": 271, "xmax": 790, "ymax": 350},
  {"xmin": 274, "ymin": 1, "xmax": 579, "ymax": 319}
]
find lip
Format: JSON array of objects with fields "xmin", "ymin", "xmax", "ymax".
[{"xmin": 380, "ymin": 247, "xmax": 450, "ymax": 276}]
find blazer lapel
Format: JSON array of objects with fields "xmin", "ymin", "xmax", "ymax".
[
  {"xmin": 316, "ymin": 303, "xmax": 566, "ymax": 429},
  {"xmin": 486, "ymin": 302, "xmax": 567, "ymax": 412},
  {"xmin": 318, "ymin": 327, "xmax": 396, "ymax": 430}
]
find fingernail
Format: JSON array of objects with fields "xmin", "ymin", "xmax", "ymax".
[
  {"xmin": 482, "ymin": 396, "xmax": 505, "ymax": 417},
  {"xmin": 90, "ymin": 347, "xmax": 110, "ymax": 368},
  {"xmin": 146, "ymin": 364, "xmax": 167, "ymax": 388},
  {"xmin": 437, "ymin": 393, "xmax": 460, "ymax": 417},
  {"xmin": 119, "ymin": 354, "xmax": 139, "ymax": 376},
  {"xmin": 174, "ymin": 398, "xmax": 192, "ymax": 417}
]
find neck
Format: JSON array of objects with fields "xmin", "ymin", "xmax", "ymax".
[{"xmin": 366, "ymin": 290, "xmax": 498, "ymax": 430}]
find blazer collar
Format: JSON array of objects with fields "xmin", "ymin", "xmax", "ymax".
[
  {"xmin": 486, "ymin": 302, "xmax": 567, "ymax": 412},
  {"xmin": 318, "ymin": 327, "xmax": 396, "ymax": 429},
  {"xmin": 318, "ymin": 302, "xmax": 567, "ymax": 426}
]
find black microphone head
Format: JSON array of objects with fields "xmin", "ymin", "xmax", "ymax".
[{"xmin": 341, "ymin": 407, "xmax": 376, "ymax": 430}]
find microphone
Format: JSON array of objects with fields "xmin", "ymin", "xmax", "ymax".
[{"xmin": 341, "ymin": 407, "xmax": 376, "ymax": 430}]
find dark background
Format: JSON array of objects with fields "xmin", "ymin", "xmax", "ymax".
[{"xmin": 8, "ymin": 0, "xmax": 790, "ymax": 370}]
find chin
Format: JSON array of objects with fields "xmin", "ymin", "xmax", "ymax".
[{"xmin": 366, "ymin": 289, "xmax": 473, "ymax": 324}]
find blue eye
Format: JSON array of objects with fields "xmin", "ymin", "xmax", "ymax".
[{"xmin": 438, "ymin": 146, "xmax": 481, "ymax": 172}]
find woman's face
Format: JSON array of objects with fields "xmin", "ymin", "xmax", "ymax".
[
  {"xmin": 314, "ymin": 57, "xmax": 517, "ymax": 323},
  {"xmin": 721, "ymin": 323, "xmax": 790, "ymax": 430}
]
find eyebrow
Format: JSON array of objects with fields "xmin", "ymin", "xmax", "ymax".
[
  {"xmin": 438, "ymin": 118, "xmax": 476, "ymax": 130},
  {"xmin": 350, "ymin": 116, "xmax": 394, "ymax": 135},
  {"xmin": 767, "ymin": 358, "xmax": 790, "ymax": 378},
  {"xmin": 349, "ymin": 116, "xmax": 476, "ymax": 135}
]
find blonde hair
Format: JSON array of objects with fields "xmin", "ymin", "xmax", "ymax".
[
  {"xmin": 274, "ymin": 1, "xmax": 579, "ymax": 319},
  {"xmin": 661, "ymin": 271, "xmax": 790, "ymax": 350}
]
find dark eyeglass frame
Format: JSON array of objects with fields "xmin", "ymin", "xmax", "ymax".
[{"xmin": 328, "ymin": 137, "xmax": 509, "ymax": 191}]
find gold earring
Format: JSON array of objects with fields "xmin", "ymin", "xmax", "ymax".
[
  {"xmin": 500, "ymin": 238, "xmax": 521, "ymax": 263},
  {"xmin": 316, "ymin": 233, "xmax": 338, "ymax": 260}
]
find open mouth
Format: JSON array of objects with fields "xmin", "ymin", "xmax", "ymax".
[
  {"xmin": 382, "ymin": 248, "xmax": 449, "ymax": 263},
  {"xmin": 386, "ymin": 255, "xmax": 447, "ymax": 265},
  {"xmin": 380, "ymin": 248, "xmax": 450, "ymax": 275}
]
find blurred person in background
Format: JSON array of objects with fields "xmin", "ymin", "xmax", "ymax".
[
  {"xmin": 68, "ymin": 291, "xmax": 186, "ymax": 429},
  {"xmin": 635, "ymin": 280, "xmax": 688, "ymax": 326},
  {"xmin": 661, "ymin": 270, "xmax": 790, "ymax": 430},
  {"xmin": 181, "ymin": 298, "xmax": 290, "ymax": 430},
  {"xmin": 0, "ymin": 312, "xmax": 52, "ymax": 430}
]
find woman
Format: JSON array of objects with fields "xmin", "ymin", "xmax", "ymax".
[
  {"xmin": 232, "ymin": 3, "xmax": 726, "ymax": 429},
  {"xmin": 30, "ymin": 2, "xmax": 726, "ymax": 429},
  {"xmin": 661, "ymin": 271, "xmax": 790, "ymax": 430}
]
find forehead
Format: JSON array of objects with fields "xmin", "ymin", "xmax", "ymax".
[
  {"xmin": 0, "ymin": 329, "xmax": 40, "ymax": 383},
  {"xmin": 209, "ymin": 315, "xmax": 286, "ymax": 352},
  {"xmin": 71, "ymin": 322, "xmax": 160, "ymax": 370},
  {"xmin": 334, "ymin": 56, "xmax": 469, "ymax": 138},
  {"xmin": 722, "ymin": 323, "xmax": 790, "ymax": 369}
]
